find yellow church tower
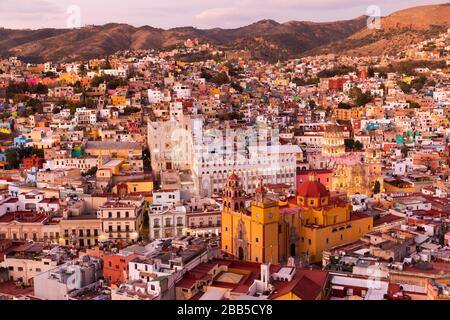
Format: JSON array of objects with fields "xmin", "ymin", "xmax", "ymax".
[{"xmin": 221, "ymin": 175, "xmax": 282, "ymax": 264}]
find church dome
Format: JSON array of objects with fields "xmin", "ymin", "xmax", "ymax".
[{"xmin": 297, "ymin": 180, "xmax": 330, "ymax": 198}]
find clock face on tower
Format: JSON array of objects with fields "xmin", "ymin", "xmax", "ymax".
[{"xmin": 268, "ymin": 213, "xmax": 273, "ymax": 219}]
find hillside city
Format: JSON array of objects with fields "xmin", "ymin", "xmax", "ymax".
[{"xmin": 0, "ymin": 26, "xmax": 449, "ymax": 301}]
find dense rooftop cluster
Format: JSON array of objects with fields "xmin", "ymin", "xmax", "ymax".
[{"xmin": 0, "ymin": 28, "xmax": 449, "ymax": 300}]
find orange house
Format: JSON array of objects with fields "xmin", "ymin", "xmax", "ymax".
[{"xmin": 103, "ymin": 251, "xmax": 139, "ymax": 285}]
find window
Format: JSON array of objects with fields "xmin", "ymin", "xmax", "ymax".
[
  {"xmin": 36, "ymin": 268, "xmax": 42, "ymax": 272},
  {"xmin": 347, "ymin": 288, "xmax": 353, "ymax": 296},
  {"xmin": 308, "ymin": 239, "xmax": 311, "ymax": 245},
  {"xmin": 18, "ymin": 267, "xmax": 23, "ymax": 272},
  {"xmin": 255, "ymin": 237, "xmax": 259, "ymax": 243}
]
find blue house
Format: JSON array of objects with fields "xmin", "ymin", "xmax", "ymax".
[{"xmin": 13, "ymin": 135, "xmax": 32, "ymax": 147}]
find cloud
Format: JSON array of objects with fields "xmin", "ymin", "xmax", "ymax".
[
  {"xmin": 195, "ymin": 7, "xmax": 260, "ymax": 27},
  {"xmin": 0, "ymin": 0, "xmax": 66, "ymax": 28},
  {"xmin": 0, "ymin": 0, "xmax": 63, "ymax": 14}
]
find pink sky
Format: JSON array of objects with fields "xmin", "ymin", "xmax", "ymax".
[{"xmin": 0, "ymin": 0, "xmax": 446, "ymax": 29}]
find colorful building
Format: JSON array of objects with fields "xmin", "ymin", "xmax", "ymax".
[
  {"xmin": 103, "ymin": 251, "xmax": 139, "ymax": 285},
  {"xmin": 221, "ymin": 174, "xmax": 281, "ymax": 264},
  {"xmin": 221, "ymin": 173, "xmax": 374, "ymax": 264}
]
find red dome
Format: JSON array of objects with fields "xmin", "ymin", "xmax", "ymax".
[{"xmin": 297, "ymin": 180, "xmax": 330, "ymax": 198}]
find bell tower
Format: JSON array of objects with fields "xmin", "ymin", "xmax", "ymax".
[{"xmin": 223, "ymin": 173, "xmax": 245, "ymax": 213}]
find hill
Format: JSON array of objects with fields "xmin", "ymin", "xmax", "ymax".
[
  {"xmin": 309, "ymin": 3, "xmax": 450, "ymax": 56},
  {"xmin": 1, "ymin": 3, "xmax": 449, "ymax": 62},
  {"xmin": 0, "ymin": 17, "xmax": 367, "ymax": 63}
]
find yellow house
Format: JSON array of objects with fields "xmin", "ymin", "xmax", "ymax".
[
  {"xmin": 274, "ymin": 78, "xmax": 289, "ymax": 86},
  {"xmin": 112, "ymin": 179, "xmax": 153, "ymax": 195},
  {"xmin": 59, "ymin": 72, "xmax": 79, "ymax": 85},
  {"xmin": 402, "ymin": 76, "xmax": 415, "ymax": 85},
  {"xmin": 111, "ymin": 95, "xmax": 126, "ymax": 106},
  {"xmin": 284, "ymin": 174, "xmax": 373, "ymax": 263},
  {"xmin": 96, "ymin": 159, "xmax": 123, "ymax": 180},
  {"xmin": 334, "ymin": 107, "xmax": 365, "ymax": 121}
]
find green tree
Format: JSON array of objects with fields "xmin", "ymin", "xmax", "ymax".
[
  {"xmin": 82, "ymin": 166, "xmax": 98, "ymax": 177},
  {"xmin": 31, "ymin": 147, "xmax": 44, "ymax": 158},
  {"xmin": 344, "ymin": 139, "xmax": 355, "ymax": 150},
  {"xmin": 372, "ymin": 180, "xmax": 381, "ymax": 195},
  {"xmin": 407, "ymin": 100, "xmax": 421, "ymax": 109},
  {"xmin": 211, "ymin": 72, "xmax": 230, "ymax": 85},
  {"xmin": 338, "ymin": 102, "xmax": 353, "ymax": 109},
  {"xmin": 398, "ymin": 81, "xmax": 411, "ymax": 93},
  {"xmin": 354, "ymin": 140, "xmax": 364, "ymax": 151},
  {"xmin": 5, "ymin": 148, "xmax": 21, "ymax": 169},
  {"xmin": 410, "ymin": 76, "xmax": 427, "ymax": 91}
]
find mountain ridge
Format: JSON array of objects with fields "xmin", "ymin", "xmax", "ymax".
[
  {"xmin": 0, "ymin": 3, "xmax": 449, "ymax": 62},
  {"xmin": 309, "ymin": 3, "xmax": 450, "ymax": 56}
]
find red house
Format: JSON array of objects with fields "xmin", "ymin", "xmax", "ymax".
[
  {"xmin": 103, "ymin": 251, "xmax": 139, "ymax": 285},
  {"xmin": 22, "ymin": 155, "xmax": 44, "ymax": 170},
  {"xmin": 328, "ymin": 78, "xmax": 346, "ymax": 91}
]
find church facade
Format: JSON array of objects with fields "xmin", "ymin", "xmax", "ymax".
[{"xmin": 221, "ymin": 173, "xmax": 374, "ymax": 264}]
